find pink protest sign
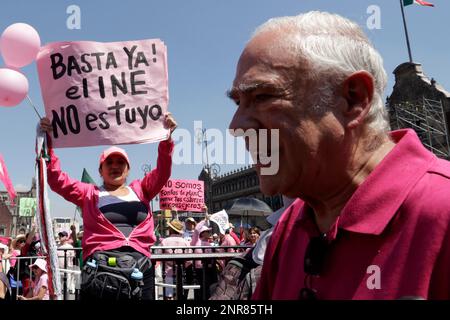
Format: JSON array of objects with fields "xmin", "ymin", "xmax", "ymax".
[
  {"xmin": 159, "ymin": 179, "xmax": 205, "ymax": 212},
  {"xmin": 36, "ymin": 39, "xmax": 170, "ymax": 148}
]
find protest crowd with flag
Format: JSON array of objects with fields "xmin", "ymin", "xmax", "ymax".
[
  {"xmin": 0, "ymin": 21, "xmax": 261, "ymax": 301},
  {"xmin": 3, "ymin": 1, "xmax": 450, "ymax": 308}
]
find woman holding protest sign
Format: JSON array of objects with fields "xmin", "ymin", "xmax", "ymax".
[{"xmin": 39, "ymin": 112, "xmax": 177, "ymax": 300}]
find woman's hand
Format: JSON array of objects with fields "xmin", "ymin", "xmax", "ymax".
[
  {"xmin": 39, "ymin": 117, "xmax": 54, "ymax": 150},
  {"xmin": 17, "ymin": 295, "xmax": 27, "ymax": 300},
  {"xmin": 40, "ymin": 117, "xmax": 53, "ymax": 133},
  {"xmin": 164, "ymin": 113, "xmax": 177, "ymax": 136}
]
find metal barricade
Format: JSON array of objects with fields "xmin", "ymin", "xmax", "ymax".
[
  {"xmin": 1, "ymin": 245, "xmax": 251, "ymax": 300},
  {"xmin": 151, "ymin": 245, "xmax": 250, "ymax": 300}
]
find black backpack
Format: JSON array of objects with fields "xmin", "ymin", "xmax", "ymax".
[{"xmin": 80, "ymin": 250, "xmax": 150, "ymax": 300}]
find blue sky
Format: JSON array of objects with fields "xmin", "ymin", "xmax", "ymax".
[{"xmin": 0, "ymin": 0, "xmax": 448, "ymax": 220}]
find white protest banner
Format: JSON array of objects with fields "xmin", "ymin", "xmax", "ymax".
[
  {"xmin": 36, "ymin": 39, "xmax": 170, "ymax": 148},
  {"xmin": 159, "ymin": 179, "xmax": 204, "ymax": 212},
  {"xmin": 210, "ymin": 209, "xmax": 229, "ymax": 235}
]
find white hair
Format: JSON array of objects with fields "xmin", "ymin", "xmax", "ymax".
[{"xmin": 251, "ymin": 11, "xmax": 389, "ymax": 134}]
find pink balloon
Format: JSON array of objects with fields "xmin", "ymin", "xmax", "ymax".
[
  {"xmin": 0, "ymin": 68, "xmax": 29, "ymax": 107},
  {"xmin": 0, "ymin": 23, "xmax": 41, "ymax": 68}
]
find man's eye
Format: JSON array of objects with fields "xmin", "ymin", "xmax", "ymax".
[
  {"xmin": 233, "ymin": 99, "xmax": 240, "ymax": 106},
  {"xmin": 254, "ymin": 94, "xmax": 273, "ymax": 102}
]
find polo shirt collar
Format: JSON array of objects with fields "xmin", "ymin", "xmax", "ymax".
[{"xmin": 296, "ymin": 129, "xmax": 436, "ymax": 236}]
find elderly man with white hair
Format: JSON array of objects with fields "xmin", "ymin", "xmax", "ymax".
[{"xmin": 228, "ymin": 11, "xmax": 450, "ymax": 300}]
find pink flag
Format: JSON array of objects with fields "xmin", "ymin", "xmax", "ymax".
[{"xmin": 0, "ymin": 153, "xmax": 16, "ymax": 202}]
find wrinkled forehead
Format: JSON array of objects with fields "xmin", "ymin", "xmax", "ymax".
[{"xmin": 233, "ymin": 32, "xmax": 302, "ymax": 89}]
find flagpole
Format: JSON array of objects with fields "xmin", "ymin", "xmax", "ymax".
[
  {"xmin": 72, "ymin": 206, "xmax": 78, "ymax": 221},
  {"xmin": 26, "ymin": 95, "xmax": 43, "ymax": 120},
  {"xmin": 400, "ymin": 0, "xmax": 413, "ymax": 63}
]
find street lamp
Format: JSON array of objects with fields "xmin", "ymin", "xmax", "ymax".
[{"xmin": 195, "ymin": 128, "xmax": 221, "ymax": 212}]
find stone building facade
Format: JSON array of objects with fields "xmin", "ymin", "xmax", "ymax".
[
  {"xmin": 0, "ymin": 179, "xmax": 36, "ymax": 237},
  {"xmin": 0, "ymin": 203, "xmax": 13, "ymax": 238},
  {"xmin": 199, "ymin": 165, "xmax": 283, "ymax": 230},
  {"xmin": 387, "ymin": 62, "xmax": 450, "ymax": 159}
]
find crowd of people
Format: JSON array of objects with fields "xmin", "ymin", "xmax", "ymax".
[
  {"xmin": 0, "ymin": 224, "xmax": 47, "ymax": 300},
  {"xmin": 3, "ymin": 8, "xmax": 450, "ymax": 301},
  {"xmin": 153, "ymin": 215, "xmax": 260, "ymax": 300},
  {"xmin": 0, "ymin": 217, "xmax": 262, "ymax": 301}
]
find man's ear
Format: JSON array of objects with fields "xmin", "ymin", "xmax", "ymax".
[{"xmin": 341, "ymin": 71, "xmax": 374, "ymax": 129}]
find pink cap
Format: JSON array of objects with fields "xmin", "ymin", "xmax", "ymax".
[
  {"xmin": 99, "ymin": 146, "xmax": 130, "ymax": 168},
  {"xmin": 198, "ymin": 225, "xmax": 212, "ymax": 235}
]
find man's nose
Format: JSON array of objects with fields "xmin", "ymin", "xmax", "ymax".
[{"xmin": 228, "ymin": 107, "xmax": 258, "ymax": 137}]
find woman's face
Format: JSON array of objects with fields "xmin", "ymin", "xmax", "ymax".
[
  {"xmin": 16, "ymin": 238, "xmax": 26, "ymax": 249},
  {"xmin": 249, "ymin": 230, "xmax": 260, "ymax": 243},
  {"xmin": 200, "ymin": 230, "xmax": 211, "ymax": 241},
  {"xmin": 99, "ymin": 155, "xmax": 129, "ymax": 187},
  {"xmin": 32, "ymin": 266, "xmax": 43, "ymax": 277},
  {"xmin": 186, "ymin": 221, "xmax": 196, "ymax": 231}
]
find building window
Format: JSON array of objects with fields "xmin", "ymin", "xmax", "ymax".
[{"xmin": 0, "ymin": 225, "xmax": 5, "ymax": 236}]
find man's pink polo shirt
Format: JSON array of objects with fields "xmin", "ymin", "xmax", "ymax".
[{"xmin": 253, "ymin": 129, "xmax": 450, "ymax": 300}]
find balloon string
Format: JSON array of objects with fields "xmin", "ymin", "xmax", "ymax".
[{"xmin": 26, "ymin": 95, "xmax": 42, "ymax": 120}]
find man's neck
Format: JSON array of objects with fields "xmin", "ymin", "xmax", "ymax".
[{"xmin": 307, "ymin": 136, "xmax": 395, "ymax": 233}]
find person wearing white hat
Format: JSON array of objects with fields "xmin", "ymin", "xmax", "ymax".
[
  {"xmin": 182, "ymin": 217, "xmax": 197, "ymax": 243},
  {"xmin": 192, "ymin": 222, "xmax": 217, "ymax": 300},
  {"xmin": 159, "ymin": 219, "xmax": 191, "ymax": 299},
  {"xmin": 17, "ymin": 258, "xmax": 49, "ymax": 300}
]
